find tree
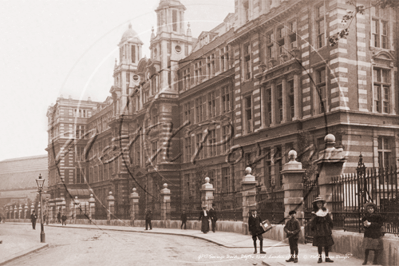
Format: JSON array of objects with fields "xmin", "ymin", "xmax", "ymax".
[{"xmin": 329, "ymin": 0, "xmax": 398, "ymax": 47}]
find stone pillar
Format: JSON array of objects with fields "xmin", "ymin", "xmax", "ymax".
[
  {"xmin": 88, "ymin": 194, "xmax": 96, "ymax": 220},
  {"xmin": 241, "ymin": 167, "xmax": 257, "ymax": 234},
  {"xmin": 316, "ymin": 134, "xmax": 346, "ymax": 213},
  {"xmin": 129, "ymin": 188, "xmax": 139, "ymax": 221},
  {"xmin": 49, "ymin": 202, "xmax": 55, "ymax": 223},
  {"xmin": 281, "ymin": 150, "xmax": 306, "ymax": 225},
  {"xmin": 160, "ymin": 184, "xmax": 171, "ymax": 220},
  {"xmin": 5, "ymin": 207, "xmax": 8, "ymax": 219},
  {"xmin": 106, "ymin": 191, "xmax": 115, "ymax": 221},
  {"xmin": 74, "ymin": 196, "xmax": 79, "ymax": 223},
  {"xmin": 18, "ymin": 204, "xmax": 22, "ymax": 219},
  {"xmin": 30, "ymin": 203, "xmax": 34, "ymax": 216},
  {"xmin": 24, "ymin": 204, "xmax": 28, "ymax": 219},
  {"xmin": 200, "ymin": 177, "xmax": 215, "ymax": 210}
]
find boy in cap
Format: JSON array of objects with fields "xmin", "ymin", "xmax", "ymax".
[{"xmin": 284, "ymin": 210, "xmax": 300, "ymax": 263}]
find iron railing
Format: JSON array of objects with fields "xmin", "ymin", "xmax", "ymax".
[{"xmin": 331, "ymin": 166, "xmax": 399, "ymax": 234}]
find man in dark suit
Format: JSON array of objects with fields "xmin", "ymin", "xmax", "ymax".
[
  {"xmin": 31, "ymin": 210, "xmax": 37, "ymax": 230},
  {"xmin": 181, "ymin": 210, "xmax": 187, "ymax": 229},
  {"xmin": 209, "ymin": 205, "xmax": 217, "ymax": 233},
  {"xmin": 145, "ymin": 210, "xmax": 152, "ymax": 230},
  {"xmin": 248, "ymin": 209, "xmax": 266, "ymax": 254}
]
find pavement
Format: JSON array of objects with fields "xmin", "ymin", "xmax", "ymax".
[{"xmin": 0, "ymin": 221, "xmax": 367, "ymax": 266}]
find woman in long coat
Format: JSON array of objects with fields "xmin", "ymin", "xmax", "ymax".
[
  {"xmin": 198, "ymin": 206, "xmax": 209, "ymax": 233},
  {"xmin": 311, "ymin": 196, "xmax": 334, "ymax": 263},
  {"xmin": 361, "ymin": 201, "xmax": 383, "ymax": 265}
]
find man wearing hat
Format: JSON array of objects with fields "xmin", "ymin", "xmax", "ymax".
[
  {"xmin": 311, "ymin": 196, "xmax": 334, "ymax": 263},
  {"xmin": 248, "ymin": 209, "xmax": 266, "ymax": 254},
  {"xmin": 361, "ymin": 201, "xmax": 384, "ymax": 265},
  {"xmin": 284, "ymin": 210, "xmax": 300, "ymax": 263}
]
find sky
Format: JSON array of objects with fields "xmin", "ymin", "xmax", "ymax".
[{"xmin": 0, "ymin": 0, "xmax": 234, "ymax": 161}]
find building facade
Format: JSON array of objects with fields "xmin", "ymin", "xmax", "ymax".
[{"xmin": 47, "ymin": 0, "xmax": 399, "ymax": 219}]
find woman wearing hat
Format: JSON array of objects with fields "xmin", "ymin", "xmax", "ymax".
[
  {"xmin": 361, "ymin": 201, "xmax": 383, "ymax": 265},
  {"xmin": 311, "ymin": 196, "xmax": 334, "ymax": 263}
]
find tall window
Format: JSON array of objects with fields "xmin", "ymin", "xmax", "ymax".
[
  {"xmin": 263, "ymin": 148, "xmax": 271, "ymax": 187},
  {"xmin": 208, "ymin": 129, "xmax": 216, "ymax": 157},
  {"xmin": 76, "ymin": 168, "xmax": 85, "ymax": 184},
  {"xmin": 183, "ymin": 68, "xmax": 190, "ymax": 90},
  {"xmin": 287, "ymin": 80, "xmax": 295, "ymax": 120},
  {"xmin": 76, "ymin": 125, "xmax": 85, "ymax": 139},
  {"xmin": 185, "ymin": 136, "xmax": 192, "ymax": 162},
  {"xmin": 172, "ymin": 10, "xmax": 177, "ymax": 31},
  {"xmin": 195, "ymin": 97, "xmax": 204, "ymax": 123},
  {"xmin": 265, "ymin": 87, "xmax": 272, "ymax": 126},
  {"xmin": 244, "ymin": 95, "xmax": 253, "ymax": 133},
  {"xmin": 196, "ymin": 133, "xmax": 203, "ymax": 159},
  {"xmin": 222, "ymin": 167, "xmax": 230, "ymax": 192},
  {"xmin": 378, "ymin": 137, "xmax": 393, "ymax": 168},
  {"xmin": 372, "ymin": 7, "xmax": 389, "ymax": 49},
  {"xmin": 221, "ymin": 46, "xmax": 230, "ymax": 71},
  {"xmin": 274, "ymin": 146, "xmax": 282, "ymax": 187},
  {"xmin": 277, "ymin": 27, "xmax": 285, "ymax": 55},
  {"xmin": 243, "ymin": 43, "xmax": 251, "ymax": 80},
  {"xmin": 184, "ymin": 102, "xmax": 191, "ymax": 123},
  {"xmin": 277, "ymin": 84, "xmax": 283, "ymax": 124},
  {"xmin": 373, "ymin": 68, "xmax": 390, "ymax": 113},
  {"xmin": 131, "ymin": 46, "xmax": 136, "ymax": 63},
  {"xmin": 222, "ymin": 124, "xmax": 231, "ymax": 153},
  {"xmin": 316, "ymin": 4, "xmax": 326, "ymax": 48},
  {"xmin": 126, "ymin": 73, "xmax": 130, "ymax": 91},
  {"xmin": 221, "ymin": 85, "xmax": 231, "ymax": 113},
  {"xmin": 289, "ymin": 20, "xmax": 297, "ymax": 49},
  {"xmin": 316, "ymin": 67, "xmax": 327, "ymax": 113},
  {"xmin": 194, "ymin": 61, "xmax": 202, "ymax": 85},
  {"xmin": 266, "ymin": 31, "xmax": 274, "ymax": 59},
  {"xmin": 243, "ymin": 0, "xmax": 249, "ymax": 22},
  {"xmin": 208, "ymin": 91, "xmax": 216, "ymax": 118}
]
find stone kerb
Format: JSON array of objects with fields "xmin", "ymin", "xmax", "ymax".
[
  {"xmin": 241, "ymin": 167, "xmax": 257, "ymax": 235},
  {"xmin": 200, "ymin": 177, "xmax": 214, "ymax": 210},
  {"xmin": 129, "ymin": 188, "xmax": 139, "ymax": 222},
  {"xmin": 281, "ymin": 150, "xmax": 306, "ymax": 225},
  {"xmin": 315, "ymin": 134, "xmax": 346, "ymax": 212},
  {"xmin": 160, "ymin": 183, "xmax": 171, "ymax": 220}
]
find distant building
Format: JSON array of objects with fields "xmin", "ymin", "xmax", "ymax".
[
  {"xmin": 47, "ymin": 0, "xmax": 399, "ymax": 219},
  {"xmin": 0, "ymin": 155, "xmax": 48, "ymax": 215}
]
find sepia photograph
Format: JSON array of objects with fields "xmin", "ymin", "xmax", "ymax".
[{"xmin": 0, "ymin": 0, "xmax": 398, "ymax": 265}]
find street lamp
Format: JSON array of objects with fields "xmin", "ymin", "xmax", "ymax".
[{"xmin": 35, "ymin": 174, "xmax": 45, "ymax": 243}]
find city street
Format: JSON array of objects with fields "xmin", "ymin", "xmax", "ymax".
[{"xmin": 0, "ymin": 224, "xmax": 263, "ymax": 265}]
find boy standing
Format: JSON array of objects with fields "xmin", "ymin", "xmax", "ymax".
[{"xmin": 284, "ymin": 210, "xmax": 300, "ymax": 263}]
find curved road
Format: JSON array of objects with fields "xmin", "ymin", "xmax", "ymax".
[{"xmin": 2, "ymin": 224, "xmax": 264, "ymax": 266}]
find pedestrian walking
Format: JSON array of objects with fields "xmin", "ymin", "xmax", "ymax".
[
  {"xmin": 61, "ymin": 213, "xmax": 67, "ymax": 226},
  {"xmin": 284, "ymin": 210, "xmax": 301, "ymax": 263},
  {"xmin": 181, "ymin": 210, "xmax": 187, "ymax": 229},
  {"xmin": 31, "ymin": 210, "xmax": 37, "ymax": 230},
  {"xmin": 248, "ymin": 209, "xmax": 266, "ymax": 254},
  {"xmin": 361, "ymin": 201, "xmax": 384, "ymax": 265},
  {"xmin": 198, "ymin": 206, "xmax": 209, "ymax": 234},
  {"xmin": 311, "ymin": 196, "xmax": 334, "ymax": 263},
  {"xmin": 57, "ymin": 211, "xmax": 61, "ymax": 223},
  {"xmin": 145, "ymin": 210, "xmax": 152, "ymax": 230},
  {"xmin": 209, "ymin": 205, "xmax": 217, "ymax": 233}
]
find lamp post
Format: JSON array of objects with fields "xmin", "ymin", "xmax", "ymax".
[{"xmin": 36, "ymin": 174, "xmax": 45, "ymax": 243}]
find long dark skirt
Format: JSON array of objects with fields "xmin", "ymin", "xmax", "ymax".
[
  {"xmin": 313, "ymin": 235, "xmax": 334, "ymax": 247},
  {"xmin": 201, "ymin": 217, "xmax": 209, "ymax": 233},
  {"xmin": 363, "ymin": 237, "xmax": 383, "ymax": 250}
]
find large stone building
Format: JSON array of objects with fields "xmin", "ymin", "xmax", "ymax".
[{"xmin": 46, "ymin": 0, "xmax": 398, "ymax": 219}]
